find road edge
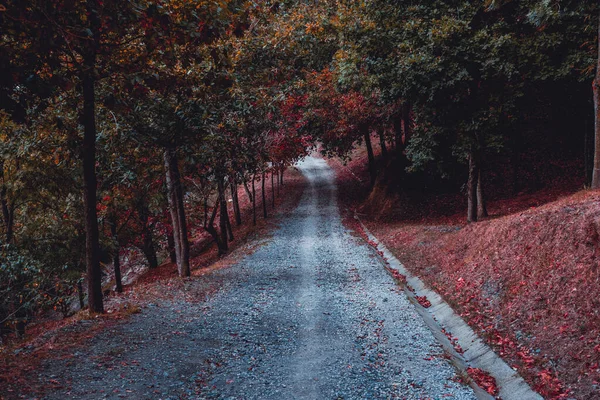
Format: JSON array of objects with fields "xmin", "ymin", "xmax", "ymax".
[{"xmin": 355, "ymin": 215, "xmax": 543, "ymax": 400}]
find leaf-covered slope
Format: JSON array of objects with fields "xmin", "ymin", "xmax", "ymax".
[{"xmin": 368, "ymin": 191, "xmax": 600, "ymax": 399}]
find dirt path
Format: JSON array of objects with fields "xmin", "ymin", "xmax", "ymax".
[{"xmin": 34, "ymin": 157, "xmax": 475, "ymax": 400}]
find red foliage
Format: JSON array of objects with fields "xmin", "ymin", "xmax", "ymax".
[
  {"xmin": 467, "ymin": 367, "xmax": 499, "ymax": 396},
  {"xmin": 415, "ymin": 295, "xmax": 432, "ymax": 308}
]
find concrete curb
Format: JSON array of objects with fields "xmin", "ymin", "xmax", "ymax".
[{"xmin": 355, "ymin": 216, "xmax": 543, "ymax": 400}]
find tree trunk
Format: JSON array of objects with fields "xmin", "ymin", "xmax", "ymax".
[
  {"xmin": 271, "ymin": 170, "xmax": 275, "ymax": 208},
  {"xmin": 393, "ymin": 112, "xmax": 403, "ymax": 155},
  {"xmin": 205, "ymin": 199, "xmax": 226, "ymax": 254},
  {"xmin": 81, "ymin": 3, "xmax": 103, "ymax": 312},
  {"xmin": 592, "ymin": 10, "xmax": 600, "ymax": 189},
  {"xmin": 402, "ymin": 102, "xmax": 412, "ymax": 147},
  {"xmin": 138, "ymin": 200, "xmax": 158, "ymax": 269},
  {"xmin": 109, "ymin": 214, "xmax": 123, "ymax": 293},
  {"xmin": 167, "ymin": 230, "xmax": 177, "ymax": 263},
  {"xmin": 467, "ymin": 147, "xmax": 479, "ymax": 223},
  {"xmin": 217, "ymin": 177, "xmax": 229, "ymax": 251},
  {"xmin": 163, "ymin": 147, "xmax": 190, "ymax": 277},
  {"xmin": 477, "ymin": 166, "xmax": 488, "ymax": 219},
  {"xmin": 141, "ymin": 232, "xmax": 158, "ymax": 269},
  {"xmin": 262, "ymin": 171, "xmax": 267, "ymax": 218},
  {"xmin": 252, "ymin": 176, "xmax": 257, "ymax": 226},
  {"xmin": 378, "ymin": 128, "xmax": 388, "ymax": 160},
  {"xmin": 231, "ymin": 182, "xmax": 242, "ymax": 226},
  {"xmin": 280, "ymin": 168, "xmax": 284, "ymax": 186},
  {"xmin": 243, "ymin": 180, "xmax": 253, "ymax": 203},
  {"xmin": 165, "ymin": 149, "xmax": 182, "ymax": 270},
  {"xmin": 363, "ymin": 127, "xmax": 376, "ymax": 187},
  {"xmin": 225, "ymin": 186, "xmax": 234, "ymax": 242},
  {"xmin": 0, "ymin": 182, "xmax": 13, "ymax": 244},
  {"xmin": 276, "ymin": 165, "xmax": 281, "ymax": 196},
  {"xmin": 203, "ymin": 197, "xmax": 209, "ymax": 228},
  {"xmin": 77, "ymin": 279, "xmax": 85, "ymax": 310}
]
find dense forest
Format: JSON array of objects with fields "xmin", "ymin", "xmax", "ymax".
[{"xmin": 0, "ymin": 0, "xmax": 598, "ymax": 346}]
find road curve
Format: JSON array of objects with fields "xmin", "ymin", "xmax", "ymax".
[{"xmin": 39, "ymin": 156, "xmax": 476, "ymax": 400}]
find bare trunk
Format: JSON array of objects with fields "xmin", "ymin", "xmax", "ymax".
[
  {"xmin": 592, "ymin": 11, "xmax": 600, "ymax": 189},
  {"xmin": 276, "ymin": 165, "xmax": 281, "ymax": 196},
  {"xmin": 164, "ymin": 148, "xmax": 190, "ymax": 277},
  {"xmin": 204, "ymin": 198, "xmax": 226, "ymax": 253},
  {"xmin": 81, "ymin": 3, "xmax": 103, "ymax": 312},
  {"xmin": 477, "ymin": 163, "xmax": 488, "ymax": 219},
  {"xmin": 141, "ymin": 232, "xmax": 158, "ymax": 269},
  {"xmin": 138, "ymin": 200, "xmax": 158, "ymax": 269},
  {"xmin": 262, "ymin": 171, "xmax": 267, "ymax": 218},
  {"xmin": 217, "ymin": 177, "xmax": 229, "ymax": 252},
  {"xmin": 394, "ymin": 112, "xmax": 403, "ymax": 155},
  {"xmin": 467, "ymin": 147, "xmax": 479, "ymax": 223},
  {"xmin": 112, "ymin": 247, "xmax": 122, "ymax": 293},
  {"xmin": 225, "ymin": 198, "xmax": 234, "ymax": 242},
  {"xmin": 378, "ymin": 128, "xmax": 388, "ymax": 160},
  {"xmin": 165, "ymin": 149, "xmax": 182, "ymax": 271},
  {"xmin": 167, "ymin": 229, "xmax": 177, "ymax": 263},
  {"xmin": 77, "ymin": 279, "xmax": 85, "ymax": 310},
  {"xmin": 280, "ymin": 168, "xmax": 284, "ymax": 186},
  {"xmin": 363, "ymin": 127, "xmax": 376, "ymax": 187},
  {"xmin": 173, "ymin": 160, "xmax": 190, "ymax": 276},
  {"xmin": 0, "ymin": 180, "xmax": 13, "ymax": 244},
  {"xmin": 271, "ymin": 170, "xmax": 275, "ymax": 209},
  {"xmin": 402, "ymin": 102, "xmax": 412, "ymax": 146},
  {"xmin": 203, "ymin": 197, "xmax": 209, "ymax": 228},
  {"xmin": 231, "ymin": 182, "xmax": 242, "ymax": 226},
  {"xmin": 243, "ymin": 180, "xmax": 253, "ymax": 203},
  {"xmin": 109, "ymin": 214, "xmax": 123, "ymax": 293},
  {"xmin": 252, "ymin": 176, "xmax": 257, "ymax": 226}
]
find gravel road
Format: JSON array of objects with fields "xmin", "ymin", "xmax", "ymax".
[{"xmin": 38, "ymin": 156, "xmax": 476, "ymax": 400}]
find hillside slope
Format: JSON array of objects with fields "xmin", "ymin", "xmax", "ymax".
[{"xmin": 327, "ymin": 146, "xmax": 599, "ymax": 399}]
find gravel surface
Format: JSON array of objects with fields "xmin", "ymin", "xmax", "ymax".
[{"xmin": 37, "ymin": 156, "xmax": 476, "ymax": 400}]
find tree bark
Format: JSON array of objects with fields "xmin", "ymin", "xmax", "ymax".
[
  {"xmin": 141, "ymin": 231, "xmax": 158, "ymax": 269},
  {"xmin": 592, "ymin": 10, "xmax": 600, "ymax": 189},
  {"xmin": 167, "ymin": 229, "xmax": 177, "ymax": 263},
  {"xmin": 243, "ymin": 180, "xmax": 253, "ymax": 204},
  {"xmin": 401, "ymin": 102, "xmax": 412, "ymax": 147},
  {"xmin": 262, "ymin": 171, "xmax": 267, "ymax": 218},
  {"xmin": 225, "ymin": 189, "xmax": 234, "ymax": 242},
  {"xmin": 393, "ymin": 112, "xmax": 403, "ymax": 155},
  {"xmin": 165, "ymin": 150, "xmax": 182, "ymax": 269},
  {"xmin": 203, "ymin": 197, "xmax": 209, "ymax": 228},
  {"xmin": 138, "ymin": 200, "xmax": 158, "ymax": 269},
  {"xmin": 467, "ymin": 147, "xmax": 479, "ymax": 223},
  {"xmin": 0, "ymin": 175, "xmax": 13, "ymax": 244},
  {"xmin": 252, "ymin": 176, "xmax": 257, "ymax": 226},
  {"xmin": 276, "ymin": 166, "xmax": 281, "ymax": 196},
  {"xmin": 363, "ymin": 127, "xmax": 376, "ymax": 187},
  {"xmin": 231, "ymin": 182, "xmax": 242, "ymax": 226},
  {"xmin": 477, "ymin": 166, "xmax": 488, "ymax": 219},
  {"xmin": 205, "ymin": 199, "xmax": 226, "ymax": 254},
  {"xmin": 217, "ymin": 177, "xmax": 229, "ymax": 252},
  {"xmin": 81, "ymin": 1, "xmax": 103, "ymax": 312},
  {"xmin": 280, "ymin": 168, "xmax": 284, "ymax": 186},
  {"xmin": 271, "ymin": 170, "xmax": 275, "ymax": 208},
  {"xmin": 77, "ymin": 279, "xmax": 85, "ymax": 310},
  {"xmin": 378, "ymin": 128, "xmax": 388, "ymax": 160},
  {"xmin": 163, "ymin": 148, "xmax": 190, "ymax": 277},
  {"xmin": 109, "ymin": 213, "xmax": 123, "ymax": 293}
]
